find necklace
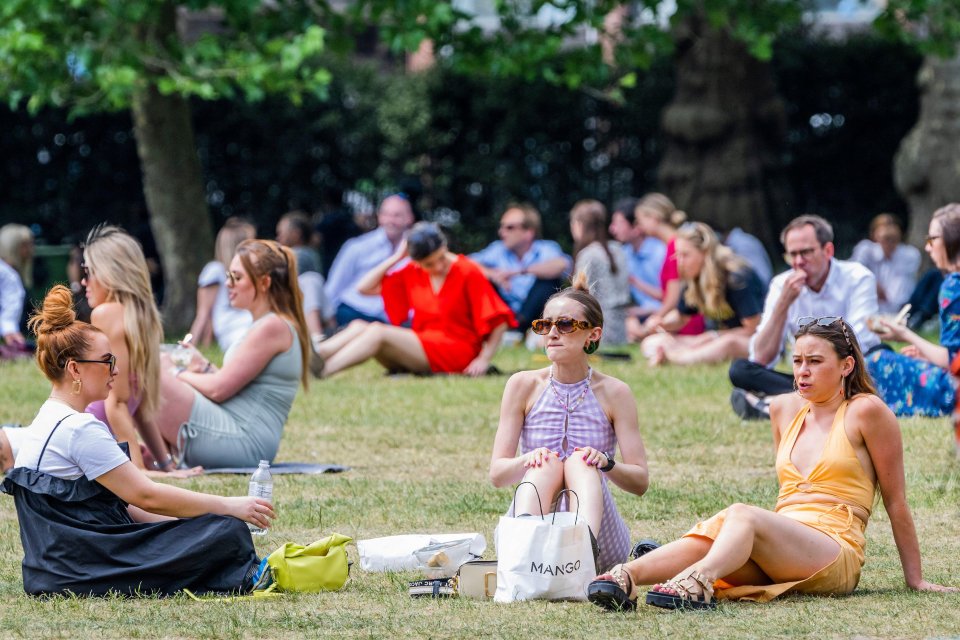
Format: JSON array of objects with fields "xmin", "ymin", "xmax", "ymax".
[{"xmin": 548, "ymin": 365, "xmax": 592, "ymax": 414}]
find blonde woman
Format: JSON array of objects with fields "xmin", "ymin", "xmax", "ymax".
[
  {"xmin": 82, "ymin": 225, "xmax": 172, "ymax": 473},
  {"xmin": 628, "ymin": 193, "xmax": 705, "ymax": 341},
  {"xmin": 188, "ymin": 218, "xmax": 256, "ymax": 350},
  {"xmin": 641, "ymin": 222, "xmax": 765, "ymax": 366}
]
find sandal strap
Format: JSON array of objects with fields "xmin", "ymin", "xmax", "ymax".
[
  {"xmin": 610, "ymin": 564, "xmax": 636, "ymax": 600},
  {"xmin": 662, "ymin": 570, "xmax": 715, "ymax": 603}
]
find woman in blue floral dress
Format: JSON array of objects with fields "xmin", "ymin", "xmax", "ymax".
[{"xmin": 866, "ymin": 204, "xmax": 960, "ymax": 417}]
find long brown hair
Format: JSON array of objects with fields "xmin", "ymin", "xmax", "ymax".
[
  {"xmin": 29, "ymin": 285, "xmax": 102, "ymax": 383},
  {"xmin": 676, "ymin": 222, "xmax": 747, "ymax": 321},
  {"xmin": 570, "ymin": 199, "xmax": 618, "ymax": 274},
  {"xmin": 235, "ymin": 239, "xmax": 310, "ymax": 387},
  {"xmin": 795, "ymin": 317, "xmax": 876, "ymax": 398}
]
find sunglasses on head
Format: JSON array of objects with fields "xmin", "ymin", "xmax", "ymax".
[
  {"xmin": 798, "ymin": 315, "xmax": 853, "ymax": 349},
  {"xmin": 530, "ymin": 317, "xmax": 592, "ymax": 335}
]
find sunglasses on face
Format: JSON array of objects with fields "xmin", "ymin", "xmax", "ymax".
[
  {"xmin": 80, "ymin": 260, "xmax": 90, "ymax": 279},
  {"xmin": 530, "ymin": 317, "xmax": 592, "ymax": 335},
  {"xmin": 925, "ymin": 235, "xmax": 941, "ymax": 247},
  {"xmin": 226, "ymin": 271, "xmax": 242, "ymax": 286},
  {"xmin": 73, "ymin": 354, "xmax": 117, "ymax": 370}
]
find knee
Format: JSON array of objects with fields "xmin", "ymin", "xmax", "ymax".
[
  {"xmin": 348, "ymin": 319, "xmax": 370, "ymax": 331},
  {"xmin": 564, "ymin": 452, "xmax": 601, "ymax": 475},
  {"xmin": 725, "ymin": 503, "xmax": 759, "ymax": 526},
  {"xmin": 728, "ymin": 358, "xmax": 752, "ymax": 388},
  {"xmin": 523, "ymin": 453, "xmax": 564, "ymax": 482}
]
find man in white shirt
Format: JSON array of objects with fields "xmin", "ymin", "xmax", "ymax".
[
  {"xmin": 729, "ymin": 214, "xmax": 881, "ymax": 419},
  {"xmin": 0, "ymin": 257, "xmax": 26, "ymax": 348},
  {"xmin": 324, "ymin": 194, "xmax": 415, "ymax": 326},
  {"xmin": 850, "ymin": 214, "xmax": 921, "ymax": 315}
]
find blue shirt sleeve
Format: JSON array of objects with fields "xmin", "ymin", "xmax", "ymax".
[{"xmin": 939, "ymin": 273, "xmax": 960, "ymax": 364}]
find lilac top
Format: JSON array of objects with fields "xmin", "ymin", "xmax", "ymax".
[{"xmin": 512, "ymin": 369, "xmax": 631, "ymax": 571}]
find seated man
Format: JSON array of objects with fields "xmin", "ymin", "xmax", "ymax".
[
  {"xmin": 470, "ymin": 203, "xmax": 571, "ymax": 331},
  {"xmin": 716, "ymin": 225, "xmax": 773, "ymax": 286},
  {"xmin": 324, "ymin": 194, "xmax": 415, "ymax": 327},
  {"xmin": 850, "ymin": 213, "xmax": 921, "ymax": 315},
  {"xmin": 728, "ymin": 214, "xmax": 880, "ymax": 419},
  {"xmin": 608, "ymin": 197, "xmax": 666, "ymax": 320}
]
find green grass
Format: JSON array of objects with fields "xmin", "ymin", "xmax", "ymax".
[{"xmin": 2, "ymin": 348, "xmax": 959, "ymax": 639}]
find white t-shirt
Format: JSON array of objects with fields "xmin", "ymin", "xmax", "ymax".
[
  {"xmin": 198, "ymin": 261, "xmax": 253, "ymax": 351},
  {"xmin": 14, "ymin": 400, "xmax": 130, "ymax": 481}
]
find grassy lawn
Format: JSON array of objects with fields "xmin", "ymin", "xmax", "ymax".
[{"xmin": 1, "ymin": 347, "xmax": 959, "ymax": 639}]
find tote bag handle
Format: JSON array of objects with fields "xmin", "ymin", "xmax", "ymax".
[
  {"xmin": 551, "ymin": 489, "xmax": 580, "ymax": 525},
  {"xmin": 511, "ymin": 481, "xmax": 545, "ymax": 520}
]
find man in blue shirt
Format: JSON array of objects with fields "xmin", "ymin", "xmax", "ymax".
[
  {"xmin": 608, "ymin": 197, "xmax": 666, "ymax": 322},
  {"xmin": 470, "ymin": 203, "xmax": 571, "ymax": 330},
  {"xmin": 324, "ymin": 194, "xmax": 415, "ymax": 326}
]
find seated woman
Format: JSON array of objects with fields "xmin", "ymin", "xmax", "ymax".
[
  {"xmin": 489, "ymin": 274, "xmax": 649, "ymax": 571},
  {"xmin": 188, "ymin": 217, "xmax": 255, "ymax": 351},
  {"xmin": 569, "ymin": 200, "xmax": 631, "ymax": 345},
  {"xmin": 588, "ymin": 316, "xmax": 955, "ymax": 611},
  {"xmin": 867, "ymin": 203, "xmax": 960, "ymax": 417},
  {"xmin": 1, "ymin": 285, "xmax": 272, "ymax": 596},
  {"xmin": 139, "ymin": 239, "xmax": 310, "ymax": 468},
  {"xmin": 311, "ymin": 222, "xmax": 515, "ymax": 378},
  {"xmin": 640, "ymin": 222, "xmax": 765, "ymax": 366}
]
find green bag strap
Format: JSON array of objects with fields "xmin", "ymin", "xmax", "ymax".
[{"xmin": 183, "ymin": 583, "xmax": 281, "ymax": 602}]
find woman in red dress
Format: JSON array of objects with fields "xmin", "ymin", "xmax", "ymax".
[{"xmin": 311, "ymin": 223, "xmax": 516, "ymax": 378}]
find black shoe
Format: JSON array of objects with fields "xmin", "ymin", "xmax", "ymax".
[
  {"xmin": 730, "ymin": 388, "xmax": 770, "ymax": 421},
  {"xmin": 629, "ymin": 538, "xmax": 660, "ymax": 560}
]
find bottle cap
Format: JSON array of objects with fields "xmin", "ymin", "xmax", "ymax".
[{"xmin": 259, "ymin": 460, "xmax": 269, "ymax": 465}]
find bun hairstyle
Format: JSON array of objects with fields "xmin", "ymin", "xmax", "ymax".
[
  {"xmin": 795, "ymin": 317, "xmax": 876, "ymax": 399},
  {"xmin": 547, "ymin": 272, "xmax": 604, "ymax": 345},
  {"xmin": 235, "ymin": 239, "xmax": 310, "ymax": 387},
  {"xmin": 407, "ymin": 222, "xmax": 447, "ymax": 261},
  {"xmin": 84, "ymin": 224, "xmax": 163, "ymax": 418},
  {"xmin": 28, "ymin": 285, "xmax": 101, "ymax": 382},
  {"xmin": 635, "ymin": 193, "xmax": 687, "ymax": 228}
]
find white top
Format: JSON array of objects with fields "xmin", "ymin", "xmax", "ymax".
[
  {"xmin": 0, "ymin": 258, "xmax": 25, "ymax": 336},
  {"xmin": 14, "ymin": 400, "xmax": 129, "ymax": 481},
  {"xmin": 324, "ymin": 228, "xmax": 407, "ymax": 320},
  {"xmin": 198, "ymin": 261, "xmax": 253, "ymax": 351},
  {"xmin": 1, "ymin": 425, "xmax": 27, "ymax": 459},
  {"xmin": 749, "ymin": 258, "xmax": 880, "ymax": 367},
  {"xmin": 850, "ymin": 240, "xmax": 921, "ymax": 314}
]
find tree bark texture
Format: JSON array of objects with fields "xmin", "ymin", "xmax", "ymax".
[
  {"xmin": 131, "ymin": 85, "xmax": 213, "ymax": 333},
  {"xmin": 894, "ymin": 53, "xmax": 960, "ymax": 248},
  {"xmin": 657, "ymin": 14, "xmax": 790, "ymax": 249}
]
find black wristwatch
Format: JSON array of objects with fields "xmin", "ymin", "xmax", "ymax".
[{"xmin": 599, "ymin": 454, "xmax": 616, "ymax": 473}]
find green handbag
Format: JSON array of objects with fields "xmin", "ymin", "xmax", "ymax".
[{"xmin": 265, "ymin": 534, "xmax": 352, "ymax": 592}]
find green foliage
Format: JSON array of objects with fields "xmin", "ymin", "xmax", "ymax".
[
  {"xmin": 0, "ymin": 0, "xmax": 330, "ymax": 115},
  {"xmin": 876, "ymin": 0, "xmax": 960, "ymax": 57}
]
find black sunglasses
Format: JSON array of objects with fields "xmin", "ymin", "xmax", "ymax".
[
  {"xmin": 530, "ymin": 317, "xmax": 592, "ymax": 335},
  {"xmin": 798, "ymin": 316, "xmax": 853, "ymax": 350},
  {"xmin": 74, "ymin": 354, "xmax": 117, "ymax": 370}
]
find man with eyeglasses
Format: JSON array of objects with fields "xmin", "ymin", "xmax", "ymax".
[
  {"xmin": 729, "ymin": 214, "xmax": 880, "ymax": 419},
  {"xmin": 324, "ymin": 193, "xmax": 415, "ymax": 327},
  {"xmin": 470, "ymin": 203, "xmax": 571, "ymax": 332}
]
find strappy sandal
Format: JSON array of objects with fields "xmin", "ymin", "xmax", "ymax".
[
  {"xmin": 646, "ymin": 569, "xmax": 717, "ymax": 611},
  {"xmin": 587, "ymin": 564, "xmax": 638, "ymax": 611}
]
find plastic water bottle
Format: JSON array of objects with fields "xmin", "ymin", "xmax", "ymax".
[{"xmin": 248, "ymin": 460, "xmax": 273, "ymax": 536}]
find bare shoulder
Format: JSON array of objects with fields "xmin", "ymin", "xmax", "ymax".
[
  {"xmin": 505, "ymin": 368, "xmax": 547, "ymax": 394},
  {"xmin": 245, "ymin": 314, "xmax": 293, "ymax": 348},
  {"xmin": 769, "ymin": 391, "xmax": 804, "ymax": 419},
  {"xmin": 590, "ymin": 370, "xmax": 633, "ymax": 401},
  {"xmin": 90, "ymin": 302, "xmax": 125, "ymax": 333},
  {"xmin": 846, "ymin": 393, "xmax": 894, "ymax": 423}
]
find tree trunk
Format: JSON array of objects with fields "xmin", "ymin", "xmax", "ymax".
[
  {"xmin": 894, "ymin": 53, "xmax": 960, "ymax": 248},
  {"xmin": 131, "ymin": 86, "xmax": 213, "ymax": 334},
  {"xmin": 657, "ymin": 14, "xmax": 790, "ymax": 249}
]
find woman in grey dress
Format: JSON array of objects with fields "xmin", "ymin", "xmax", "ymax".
[
  {"xmin": 570, "ymin": 200, "xmax": 631, "ymax": 345},
  {"xmin": 142, "ymin": 239, "xmax": 310, "ymax": 468}
]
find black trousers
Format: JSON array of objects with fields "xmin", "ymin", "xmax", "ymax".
[{"xmin": 728, "ymin": 358, "xmax": 794, "ymax": 396}]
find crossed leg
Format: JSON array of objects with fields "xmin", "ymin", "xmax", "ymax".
[
  {"xmin": 317, "ymin": 320, "xmax": 430, "ymax": 377},
  {"xmin": 612, "ymin": 503, "xmax": 841, "ymax": 599}
]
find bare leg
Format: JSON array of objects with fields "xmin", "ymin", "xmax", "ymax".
[
  {"xmin": 664, "ymin": 333, "xmax": 750, "ymax": 366},
  {"xmin": 615, "ymin": 535, "xmax": 769, "ymax": 587},
  {"xmin": 150, "ymin": 361, "xmax": 199, "ymax": 449},
  {"xmin": 515, "ymin": 455, "xmax": 563, "ymax": 517},
  {"xmin": 322, "ymin": 323, "xmax": 431, "ymax": 377},
  {"xmin": 639, "ymin": 333, "xmax": 706, "ymax": 359},
  {"xmin": 562, "ymin": 455, "xmax": 604, "ymax": 535},
  {"xmin": 316, "ymin": 319, "xmax": 370, "ymax": 359},
  {"xmin": 0, "ymin": 430, "xmax": 13, "ymax": 472}
]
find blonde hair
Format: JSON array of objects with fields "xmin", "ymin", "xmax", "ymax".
[
  {"xmin": 215, "ymin": 218, "xmax": 256, "ymax": 266},
  {"xmin": 0, "ymin": 223, "xmax": 34, "ymax": 288},
  {"xmin": 235, "ymin": 239, "xmax": 310, "ymax": 388},
  {"xmin": 676, "ymin": 222, "xmax": 747, "ymax": 321},
  {"xmin": 635, "ymin": 193, "xmax": 687, "ymax": 228},
  {"xmin": 29, "ymin": 285, "xmax": 102, "ymax": 383},
  {"xmin": 84, "ymin": 225, "xmax": 163, "ymax": 418}
]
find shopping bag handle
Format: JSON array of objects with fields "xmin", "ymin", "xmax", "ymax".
[
  {"xmin": 551, "ymin": 489, "xmax": 580, "ymax": 525},
  {"xmin": 512, "ymin": 481, "xmax": 545, "ymax": 520}
]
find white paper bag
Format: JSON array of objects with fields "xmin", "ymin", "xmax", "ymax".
[
  {"xmin": 494, "ymin": 488, "xmax": 594, "ymax": 602},
  {"xmin": 357, "ymin": 533, "xmax": 486, "ymax": 572}
]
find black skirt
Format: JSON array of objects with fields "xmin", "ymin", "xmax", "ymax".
[{"xmin": 1, "ymin": 467, "xmax": 258, "ymax": 597}]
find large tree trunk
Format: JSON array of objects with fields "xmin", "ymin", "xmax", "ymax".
[
  {"xmin": 130, "ymin": 3, "xmax": 213, "ymax": 334},
  {"xmin": 894, "ymin": 53, "xmax": 960, "ymax": 248},
  {"xmin": 131, "ymin": 87, "xmax": 212, "ymax": 335},
  {"xmin": 657, "ymin": 14, "xmax": 790, "ymax": 249}
]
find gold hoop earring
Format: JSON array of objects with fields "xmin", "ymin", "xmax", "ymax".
[{"xmin": 72, "ymin": 378, "xmax": 82, "ymax": 395}]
